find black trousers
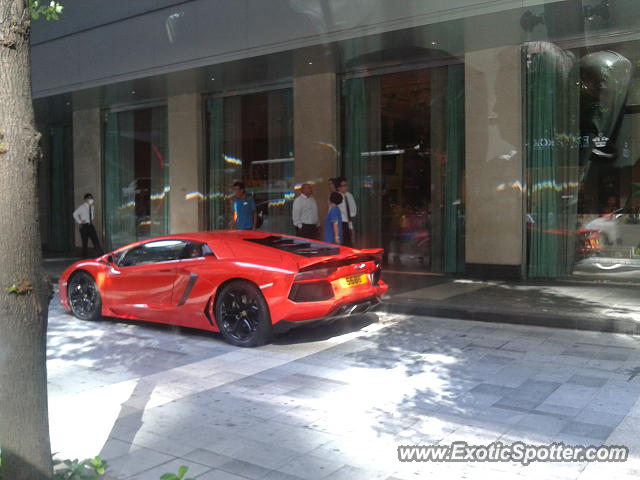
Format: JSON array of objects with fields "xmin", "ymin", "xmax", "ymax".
[
  {"xmin": 80, "ymin": 224, "xmax": 103, "ymax": 257},
  {"xmin": 296, "ymin": 224, "xmax": 318, "ymax": 240},
  {"xmin": 342, "ymin": 222, "xmax": 353, "ymax": 247}
]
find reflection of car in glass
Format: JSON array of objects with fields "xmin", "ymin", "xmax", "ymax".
[
  {"xmin": 59, "ymin": 231, "xmax": 387, "ymax": 347},
  {"xmin": 585, "ymin": 208, "xmax": 624, "ymax": 246},
  {"xmin": 526, "ymin": 214, "xmax": 603, "ymax": 259}
]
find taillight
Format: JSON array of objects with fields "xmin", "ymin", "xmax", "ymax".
[{"xmin": 294, "ymin": 267, "xmax": 337, "ymax": 281}]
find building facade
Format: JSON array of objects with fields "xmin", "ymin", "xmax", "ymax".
[{"xmin": 34, "ymin": 0, "xmax": 640, "ymax": 282}]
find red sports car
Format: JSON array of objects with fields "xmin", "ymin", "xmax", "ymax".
[{"xmin": 59, "ymin": 231, "xmax": 388, "ymax": 347}]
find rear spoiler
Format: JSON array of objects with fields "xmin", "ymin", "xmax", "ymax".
[{"xmin": 297, "ymin": 248, "xmax": 384, "ymax": 272}]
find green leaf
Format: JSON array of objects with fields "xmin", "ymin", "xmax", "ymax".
[
  {"xmin": 160, "ymin": 475, "xmax": 177, "ymax": 480},
  {"xmin": 178, "ymin": 466, "xmax": 189, "ymax": 478}
]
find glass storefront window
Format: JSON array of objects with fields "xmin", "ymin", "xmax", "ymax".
[
  {"xmin": 525, "ymin": 40, "xmax": 640, "ymax": 280},
  {"xmin": 341, "ymin": 66, "xmax": 465, "ymax": 273},
  {"xmin": 47, "ymin": 125, "xmax": 74, "ymax": 252},
  {"xmin": 103, "ymin": 106, "xmax": 169, "ymax": 249},
  {"xmin": 206, "ymin": 88, "xmax": 294, "ymax": 233}
]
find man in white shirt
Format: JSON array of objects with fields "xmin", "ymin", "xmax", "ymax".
[
  {"xmin": 291, "ymin": 183, "xmax": 319, "ymax": 240},
  {"xmin": 72, "ymin": 193, "xmax": 103, "ymax": 257},
  {"xmin": 333, "ymin": 176, "xmax": 357, "ymax": 247}
]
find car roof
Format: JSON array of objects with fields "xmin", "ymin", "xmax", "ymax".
[{"xmin": 113, "ymin": 230, "xmax": 290, "ymax": 251}]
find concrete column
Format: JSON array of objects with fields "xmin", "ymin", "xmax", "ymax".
[
  {"xmin": 464, "ymin": 46, "xmax": 524, "ymax": 277},
  {"xmin": 72, "ymin": 91, "xmax": 103, "ymax": 249},
  {"xmin": 293, "ymin": 48, "xmax": 338, "ymax": 223},
  {"xmin": 167, "ymin": 72, "xmax": 204, "ymax": 233}
]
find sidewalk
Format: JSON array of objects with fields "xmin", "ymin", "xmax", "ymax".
[
  {"xmin": 44, "ymin": 258, "xmax": 640, "ymax": 335},
  {"xmin": 383, "ymin": 272, "xmax": 640, "ymax": 335}
]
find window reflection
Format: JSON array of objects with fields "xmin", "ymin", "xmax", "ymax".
[{"xmin": 206, "ymin": 89, "xmax": 294, "ymax": 233}]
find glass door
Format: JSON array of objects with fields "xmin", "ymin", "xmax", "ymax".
[
  {"xmin": 103, "ymin": 106, "xmax": 169, "ymax": 250},
  {"xmin": 342, "ymin": 65, "xmax": 465, "ymax": 273}
]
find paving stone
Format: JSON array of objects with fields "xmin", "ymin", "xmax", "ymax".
[
  {"xmin": 567, "ymin": 375, "xmax": 608, "ymax": 388},
  {"xmin": 196, "ymin": 470, "xmax": 249, "ymax": 480},
  {"xmin": 560, "ymin": 421, "xmax": 615, "ymax": 441},
  {"xmin": 182, "ymin": 449, "xmax": 232, "ymax": 468},
  {"xmin": 107, "ymin": 447, "xmax": 175, "ymax": 478},
  {"xmin": 133, "ymin": 458, "xmax": 210, "ymax": 480},
  {"xmin": 542, "ymin": 384, "xmax": 600, "ymax": 409},
  {"xmin": 217, "ymin": 459, "xmax": 272, "ymax": 479},
  {"xmin": 276, "ymin": 454, "xmax": 343, "ymax": 480}
]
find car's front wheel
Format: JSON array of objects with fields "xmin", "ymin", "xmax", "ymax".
[
  {"xmin": 215, "ymin": 280, "xmax": 272, "ymax": 347},
  {"xmin": 68, "ymin": 271, "xmax": 102, "ymax": 321}
]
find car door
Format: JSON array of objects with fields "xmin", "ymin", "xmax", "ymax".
[
  {"xmin": 169, "ymin": 241, "xmax": 218, "ymax": 328},
  {"xmin": 105, "ymin": 240, "xmax": 187, "ymax": 320}
]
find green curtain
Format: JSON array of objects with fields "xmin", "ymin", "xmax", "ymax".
[
  {"xmin": 443, "ymin": 64, "xmax": 466, "ymax": 273},
  {"xmin": 150, "ymin": 106, "xmax": 169, "ymax": 237},
  {"xmin": 104, "ymin": 111, "xmax": 136, "ymax": 249},
  {"xmin": 263, "ymin": 89, "xmax": 295, "ymax": 235},
  {"xmin": 49, "ymin": 125, "xmax": 73, "ymax": 252},
  {"xmin": 343, "ymin": 77, "xmax": 376, "ymax": 247},
  {"xmin": 207, "ymin": 98, "xmax": 226, "ymax": 230},
  {"xmin": 526, "ymin": 42, "xmax": 580, "ymax": 278}
]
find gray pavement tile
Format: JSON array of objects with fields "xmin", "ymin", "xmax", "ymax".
[
  {"xmin": 207, "ymin": 436, "xmax": 298, "ymax": 470},
  {"xmin": 587, "ymin": 386, "xmax": 640, "ymax": 415},
  {"xmin": 533, "ymin": 403, "xmax": 581, "ymax": 418},
  {"xmin": 133, "ymin": 459, "xmax": 210, "ymax": 480},
  {"xmin": 457, "ymin": 404, "xmax": 527, "ymax": 424},
  {"xmin": 573, "ymin": 409, "xmax": 624, "ymax": 429},
  {"xmin": 516, "ymin": 412, "xmax": 569, "ymax": 436},
  {"xmin": 560, "ymin": 421, "xmax": 615, "ymax": 441},
  {"xmin": 276, "ymin": 454, "xmax": 343, "ymax": 480},
  {"xmin": 567, "ymin": 375, "xmax": 608, "ymax": 388},
  {"xmin": 196, "ymin": 470, "xmax": 249, "ymax": 480},
  {"xmin": 259, "ymin": 471, "xmax": 305, "ymax": 480},
  {"xmin": 495, "ymin": 380, "xmax": 561, "ymax": 410},
  {"xmin": 99, "ymin": 438, "xmax": 134, "ymax": 461},
  {"xmin": 218, "ymin": 459, "xmax": 271, "ymax": 479},
  {"xmin": 322, "ymin": 465, "xmax": 390, "ymax": 480},
  {"xmin": 542, "ymin": 384, "xmax": 600, "ymax": 409},
  {"xmin": 182, "ymin": 449, "xmax": 232, "ymax": 468},
  {"xmin": 560, "ymin": 347, "xmax": 630, "ymax": 362},
  {"xmin": 107, "ymin": 447, "xmax": 175, "ymax": 477},
  {"xmin": 469, "ymin": 383, "xmax": 517, "ymax": 397},
  {"xmin": 492, "ymin": 396, "xmax": 541, "ymax": 413}
]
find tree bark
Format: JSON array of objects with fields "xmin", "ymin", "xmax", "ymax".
[{"xmin": 0, "ymin": 1, "xmax": 53, "ymax": 479}]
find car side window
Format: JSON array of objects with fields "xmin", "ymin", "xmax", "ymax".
[
  {"xmin": 119, "ymin": 240, "xmax": 188, "ymax": 267},
  {"xmin": 179, "ymin": 242, "xmax": 216, "ymax": 259}
]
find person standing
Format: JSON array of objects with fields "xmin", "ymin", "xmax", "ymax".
[
  {"xmin": 232, "ymin": 181, "xmax": 257, "ymax": 230},
  {"xmin": 333, "ymin": 176, "xmax": 357, "ymax": 247},
  {"xmin": 73, "ymin": 193, "xmax": 103, "ymax": 258},
  {"xmin": 292, "ymin": 183, "xmax": 319, "ymax": 239},
  {"xmin": 324, "ymin": 192, "xmax": 343, "ymax": 245}
]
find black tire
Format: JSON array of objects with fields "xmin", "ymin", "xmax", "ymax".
[
  {"xmin": 67, "ymin": 271, "xmax": 102, "ymax": 321},
  {"xmin": 214, "ymin": 280, "xmax": 272, "ymax": 347}
]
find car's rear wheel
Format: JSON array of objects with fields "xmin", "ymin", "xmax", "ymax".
[
  {"xmin": 215, "ymin": 280, "xmax": 272, "ymax": 347},
  {"xmin": 68, "ymin": 271, "xmax": 102, "ymax": 321}
]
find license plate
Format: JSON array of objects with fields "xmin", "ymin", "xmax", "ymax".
[{"xmin": 338, "ymin": 274, "xmax": 368, "ymax": 288}]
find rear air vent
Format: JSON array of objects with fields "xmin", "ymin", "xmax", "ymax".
[{"xmin": 246, "ymin": 235, "xmax": 340, "ymax": 257}]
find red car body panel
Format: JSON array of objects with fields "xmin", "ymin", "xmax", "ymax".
[{"xmin": 59, "ymin": 231, "xmax": 388, "ymax": 332}]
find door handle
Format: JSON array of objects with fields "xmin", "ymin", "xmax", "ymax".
[{"xmin": 158, "ymin": 269, "xmax": 173, "ymax": 273}]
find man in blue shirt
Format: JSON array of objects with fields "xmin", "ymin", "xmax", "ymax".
[{"xmin": 232, "ymin": 181, "xmax": 257, "ymax": 230}]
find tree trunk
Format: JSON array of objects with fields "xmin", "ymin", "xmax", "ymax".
[{"xmin": 0, "ymin": 1, "xmax": 53, "ymax": 479}]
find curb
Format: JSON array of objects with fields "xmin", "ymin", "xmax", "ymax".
[{"xmin": 383, "ymin": 301, "xmax": 640, "ymax": 335}]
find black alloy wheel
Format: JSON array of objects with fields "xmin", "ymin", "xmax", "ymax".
[
  {"xmin": 215, "ymin": 280, "xmax": 272, "ymax": 347},
  {"xmin": 68, "ymin": 271, "xmax": 102, "ymax": 321}
]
